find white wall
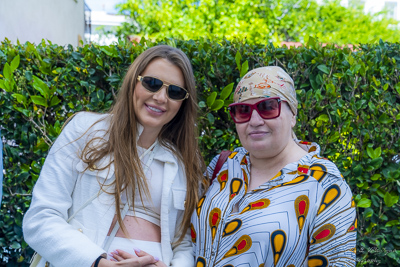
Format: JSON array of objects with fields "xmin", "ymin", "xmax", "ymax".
[
  {"xmin": 339, "ymin": 0, "xmax": 400, "ymax": 20},
  {"xmin": 0, "ymin": 0, "xmax": 85, "ymax": 46}
]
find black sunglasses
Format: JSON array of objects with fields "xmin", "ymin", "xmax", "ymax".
[
  {"xmin": 137, "ymin": 76, "xmax": 189, "ymax": 101},
  {"xmin": 228, "ymin": 97, "xmax": 283, "ymax": 123}
]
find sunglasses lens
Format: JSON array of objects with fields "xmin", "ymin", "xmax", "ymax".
[
  {"xmin": 142, "ymin": 77, "xmax": 163, "ymax": 92},
  {"xmin": 257, "ymin": 99, "xmax": 279, "ymax": 119},
  {"xmin": 230, "ymin": 98, "xmax": 281, "ymax": 123},
  {"xmin": 168, "ymin": 85, "xmax": 187, "ymax": 100},
  {"xmin": 231, "ymin": 105, "xmax": 252, "ymax": 123}
]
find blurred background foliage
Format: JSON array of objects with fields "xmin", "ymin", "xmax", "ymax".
[
  {"xmin": 112, "ymin": 0, "xmax": 400, "ymax": 45},
  {"xmin": 0, "ymin": 37, "xmax": 399, "ymax": 266}
]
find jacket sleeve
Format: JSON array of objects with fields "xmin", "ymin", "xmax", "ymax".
[
  {"xmin": 22, "ymin": 112, "xmax": 106, "ymax": 267},
  {"xmin": 169, "ymin": 228, "xmax": 194, "ymax": 267},
  {"xmin": 308, "ymin": 174, "xmax": 357, "ymax": 266}
]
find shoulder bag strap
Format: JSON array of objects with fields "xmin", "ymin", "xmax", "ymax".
[{"xmin": 210, "ymin": 150, "xmax": 232, "ymax": 184}]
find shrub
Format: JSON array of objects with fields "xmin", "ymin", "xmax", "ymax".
[{"xmin": 0, "ymin": 38, "xmax": 399, "ymax": 266}]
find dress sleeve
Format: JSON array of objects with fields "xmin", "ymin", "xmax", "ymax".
[
  {"xmin": 308, "ymin": 174, "xmax": 357, "ymax": 266},
  {"xmin": 22, "ymin": 112, "xmax": 106, "ymax": 267}
]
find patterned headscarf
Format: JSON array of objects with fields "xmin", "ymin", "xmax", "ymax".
[{"xmin": 233, "ymin": 66, "xmax": 298, "ymax": 115}]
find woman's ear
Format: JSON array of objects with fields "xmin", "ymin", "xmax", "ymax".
[{"xmin": 290, "ymin": 114, "xmax": 296, "ymax": 128}]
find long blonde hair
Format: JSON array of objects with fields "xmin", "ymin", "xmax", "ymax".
[{"xmin": 80, "ymin": 45, "xmax": 205, "ymax": 242}]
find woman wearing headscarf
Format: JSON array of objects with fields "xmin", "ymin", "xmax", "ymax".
[{"xmin": 191, "ymin": 66, "xmax": 356, "ymax": 267}]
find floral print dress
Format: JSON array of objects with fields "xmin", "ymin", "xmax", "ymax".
[{"xmin": 191, "ymin": 140, "xmax": 356, "ymax": 267}]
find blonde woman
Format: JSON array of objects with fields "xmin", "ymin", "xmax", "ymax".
[{"xmin": 23, "ymin": 45, "xmax": 205, "ymax": 267}]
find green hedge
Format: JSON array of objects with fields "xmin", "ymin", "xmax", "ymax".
[{"xmin": 0, "ymin": 38, "xmax": 399, "ymax": 266}]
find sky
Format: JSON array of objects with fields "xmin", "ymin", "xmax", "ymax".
[{"xmin": 85, "ymin": 0, "xmax": 124, "ymax": 14}]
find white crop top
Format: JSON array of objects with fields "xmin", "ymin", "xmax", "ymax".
[{"xmin": 120, "ymin": 145, "xmax": 164, "ymax": 226}]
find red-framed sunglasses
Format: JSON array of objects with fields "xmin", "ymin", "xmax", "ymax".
[{"xmin": 228, "ymin": 97, "xmax": 283, "ymax": 123}]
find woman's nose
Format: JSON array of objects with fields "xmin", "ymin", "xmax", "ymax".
[
  {"xmin": 153, "ymin": 85, "xmax": 168, "ymax": 102},
  {"xmin": 248, "ymin": 109, "xmax": 265, "ymax": 126}
]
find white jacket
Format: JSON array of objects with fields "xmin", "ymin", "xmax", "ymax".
[{"xmin": 23, "ymin": 112, "xmax": 194, "ymax": 267}]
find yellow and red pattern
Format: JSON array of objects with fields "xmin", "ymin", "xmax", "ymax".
[
  {"xmin": 229, "ymin": 178, "xmax": 243, "ymax": 201},
  {"xmin": 308, "ymin": 255, "xmax": 328, "ymax": 267},
  {"xmin": 317, "ymin": 184, "xmax": 341, "ymax": 215},
  {"xmin": 297, "ymin": 164, "xmax": 310, "ymax": 174},
  {"xmin": 299, "ymin": 141, "xmax": 312, "ymax": 145},
  {"xmin": 190, "ymin": 223, "xmax": 196, "ymax": 243},
  {"xmin": 240, "ymin": 155, "xmax": 247, "ymax": 165},
  {"xmin": 311, "ymin": 224, "xmax": 336, "ymax": 244},
  {"xmin": 209, "ymin": 207, "xmax": 221, "ymax": 242},
  {"xmin": 269, "ymin": 175, "xmax": 309, "ymax": 191},
  {"xmin": 294, "ymin": 195, "xmax": 309, "ymax": 233},
  {"xmin": 223, "ymin": 235, "xmax": 252, "ymax": 259},
  {"xmin": 229, "ymin": 152, "xmax": 238, "ymax": 159},
  {"xmin": 271, "ymin": 230, "xmax": 287, "ymax": 266},
  {"xmin": 217, "ymin": 170, "xmax": 229, "ymax": 192},
  {"xmin": 347, "ymin": 217, "xmax": 357, "ymax": 233},
  {"xmin": 242, "ymin": 169, "xmax": 248, "ymax": 191},
  {"xmin": 308, "ymin": 146, "xmax": 317, "ymax": 152},
  {"xmin": 195, "ymin": 257, "xmax": 206, "ymax": 267},
  {"xmin": 222, "ymin": 219, "xmax": 242, "ymax": 237},
  {"xmin": 309, "ymin": 163, "xmax": 327, "ymax": 183},
  {"xmin": 197, "ymin": 196, "xmax": 205, "ymax": 217},
  {"xmin": 240, "ymin": 198, "xmax": 270, "ymax": 214},
  {"xmin": 271, "ymin": 170, "xmax": 283, "ymax": 181}
]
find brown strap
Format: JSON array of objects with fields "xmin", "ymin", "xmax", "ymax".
[{"xmin": 211, "ymin": 150, "xmax": 232, "ymax": 184}]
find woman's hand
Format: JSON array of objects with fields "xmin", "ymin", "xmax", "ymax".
[{"xmin": 108, "ymin": 248, "xmax": 159, "ymax": 266}]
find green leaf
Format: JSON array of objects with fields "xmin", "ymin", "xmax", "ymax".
[
  {"xmin": 207, "ymin": 113, "xmax": 215, "ymax": 124},
  {"xmin": 210, "ymin": 99, "xmax": 224, "ymax": 111},
  {"xmin": 10, "ymin": 54, "xmax": 20, "ymax": 72},
  {"xmin": 10, "ymin": 241, "xmax": 21, "ymax": 249},
  {"xmin": 370, "ymin": 157, "xmax": 383, "ymax": 170},
  {"xmin": 220, "ymin": 83, "xmax": 234, "ymax": 100},
  {"xmin": 327, "ymin": 131, "xmax": 339, "ymax": 143},
  {"xmin": 348, "ymin": 55, "xmax": 354, "ymax": 66},
  {"xmin": 25, "ymin": 70, "xmax": 33, "ymax": 81},
  {"xmin": 385, "ymin": 220, "xmax": 399, "ymax": 227},
  {"xmin": 240, "ymin": 60, "xmax": 249, "ymax": 78},
  {"xmin": 357, "ymin": 198, "xmax": 371, "ymax": 208},
  {"xmin": 378, "ymin": 113, "xmax": 392, "ymax": 124},
  {"xmin": 96, "ymin": 57, "xmax": 103, "ymax": 67},
  {"xmin": 306, "ymin": 36, "xmax": 316, "ymax": 48},
  {"xmin": 384, "ymin": 192, "xmax": 399, "ymax": 207},
  {"xmin": 97, "ymin": 89, "xmax": 105, "ymax": 101},
  {"xmin": 235, "ymin": 51, "xmax": 242, "ymax": 71},
  {"xmin": 207, "ymin": 91, "xmax": 217, "ymax": 108},
  {"xmin": 367, "ymin": 147, "xmax": 381, "ymax": 159},
  {"xmin": 316, "ymin": 114, "xmax": 329, "ymax": 122},
  {"xmin": 12, "ymin": 93, "xmax": 28, "ymax": 106},
  {"xmin": 198, "ymin": 101, "xmax": 206, "ymax": 108},
  {"xmin": 0, "ymin": 79, "xmax": 5, "ymax": 90},
  {"xmin": 3, "ymin": 62, "xmax": 11, "ymax": 79},
  {"xmin": 33, "ymin": 75, "xmax": 50, "ymax": 98},
  {"xmin": 317, "ymin": 64, "xmax": 330, "ymax": 74},
  {"xmin": 50, "ymin": 96, "xmax": 61, "ymax": 107},
  {"xmin": 31, "ymin": 95, "xmax": 48, "ymax": 107}
]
